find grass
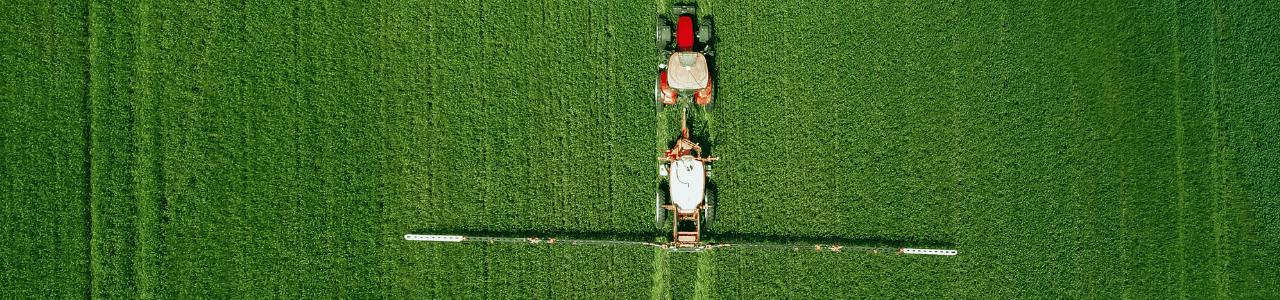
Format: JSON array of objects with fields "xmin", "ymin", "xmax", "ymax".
[
  {"xmin": 0, "ymin": 1, "xmax": 92, "ymax": 298},
  {"xmin": 1, "ymin": 0, "xmax": 1278, "ymax": 299}
]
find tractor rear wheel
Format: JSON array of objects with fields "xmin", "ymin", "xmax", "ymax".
[
  {"xmin": 655, "ymin": 18, "xmax": 672, "ymax": 50},
  {"xmin": 704, "ymin": 89, "xmax": 715, "ymax": 113},
  {"xmin": 654, "ymin": 74, "xmax": 665, "ymax": 114},
  {"xmin": 655, "ymin": 191, "xmax": 667, "ymax": 229}
]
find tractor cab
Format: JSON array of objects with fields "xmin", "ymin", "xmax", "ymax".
[{"xmin": 666, "ymin": 52, "xmax": 709, "ymax": 90}]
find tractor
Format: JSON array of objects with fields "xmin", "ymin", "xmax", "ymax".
[
  {"xmin": 402, "ymin": 5, "xmax": 958, "ymax": 257},
  {"xmin": 655, "ymin": 5, "xmax": 715, "ymax": 114}
]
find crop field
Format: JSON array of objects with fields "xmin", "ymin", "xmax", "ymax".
[{"xmin": 2, "ymin": 0, "xmax": 1279, "ymax": 298}]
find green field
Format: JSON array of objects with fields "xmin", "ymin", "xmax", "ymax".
[{"xmin": 3, "ymin": 0, "xmax": 1278, "ymax": 298}]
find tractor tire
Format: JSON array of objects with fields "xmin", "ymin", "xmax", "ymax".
[
  {"xmin": 655, "ymin": 18, "xmax": 672, "ymax": 50},
  {"xmin": 704, "ymin": 89, "xmax": 715, "ymax": 113},
  {"xmin": 654, "ymin": 74, "xmax": 664, "ymax": 114},
  {"xmin": 655, "ymin": 191, "xmax": 667, "ymax": 229},
  {"xmin": 703, "ymin": 192, "xmax": 715, "ymax": 230},
  {"xmin": 697, "ymin": 17, "xmax": 713, "ymax": 44}
]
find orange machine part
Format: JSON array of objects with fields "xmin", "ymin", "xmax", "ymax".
[
  {"xmin": 660, "ymin": 71, "xmax": 677, "ymax": 105},
  {"xmin": 695, "ymin": 81, "xmax": 713, "ymax": 105}
]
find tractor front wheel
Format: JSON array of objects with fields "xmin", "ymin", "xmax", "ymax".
[
  {"xmin": 697, "ymin": 17, "xmax": 713, "ymax": 44},
  {"xmin": 655, "ymin": 18, "xmax": 672, "ymax": 50}
]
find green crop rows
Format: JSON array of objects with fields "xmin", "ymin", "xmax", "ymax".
[{"xmin": 2, "ymin": 0, "xmax": 1278, "ymax": 298}]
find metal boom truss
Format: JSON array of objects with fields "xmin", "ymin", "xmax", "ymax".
[{"xmin": 403, "ymin": 235, "xmax": 957, "ymax": 255}]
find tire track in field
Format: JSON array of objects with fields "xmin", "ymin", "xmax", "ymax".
[
  {"xmin": 129, "ymin": 0, "xmax": 160, "ymax": 296},
  {"xmin": 87, "ymin": 0, "xmax": 150, "ymax": 296},
  {"xmin": 650, "ymin": 247, "xmax": 670, "ymax": 300},
  {"xmin": 692, "ymin": 251, "xmax": 713, "ymax": 300}
]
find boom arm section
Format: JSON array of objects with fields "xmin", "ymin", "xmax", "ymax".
[
  {"xmin": 405, "ymin": 235, "xmax": 957, "ymax": 255},
  {"xmin": 712, "ymin": 243, "xmax": 957, "ymax": 255},
  {"xmin": 404, "ymin": 235, "xmax": 664, "ymax": 248}
]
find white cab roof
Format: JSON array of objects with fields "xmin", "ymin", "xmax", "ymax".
[
  {"xmin": 668, "ymin": 158, "xmax": 705, "ymax": 213},
  {"xmin": 666, "ymin": 52, "xmax": 709, "ymax": 90}
]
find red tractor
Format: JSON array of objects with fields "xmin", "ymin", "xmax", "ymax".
[{"xmin": 654, "ymin": 6, "xmax": 715, "ymax": 114}]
